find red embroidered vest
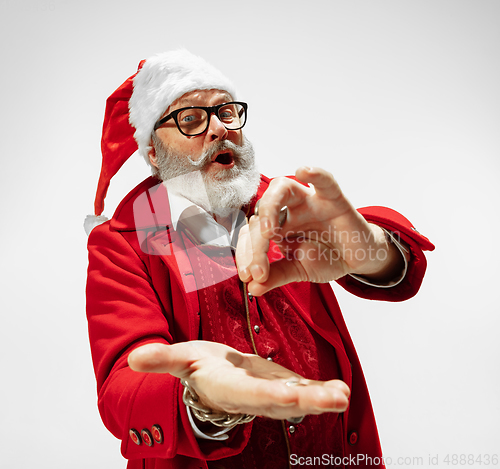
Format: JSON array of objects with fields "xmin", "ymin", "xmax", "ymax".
[{"xmin": 185, "ymin": 241, "xmax": 347, "ymax": 469}]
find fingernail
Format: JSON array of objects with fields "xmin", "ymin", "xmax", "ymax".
[
  {"xmin": 312, "ymin": 406, "xmax": 342, "ymax": 412},
  {"xmin": 250, "ymin": 265, "xmax": 264, "ymax": 280},
  {"xmin": 260, "ymin": 217, "xmax": 271, "ymax": 233},
  {"xmin": 239, "ymin": 267, "xmax": 250, "ymax": 278},
  {"xmin": 276, "ymin": 402, "xmax": 296, "ymax": 407}
]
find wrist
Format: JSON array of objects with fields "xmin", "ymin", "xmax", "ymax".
[
  {"xmin": 350, "ymin": 224, "xmax": 405, "ymax": 281},
  {"xmin": 181, "ymin": 380, "xmax": 255, "ymax": 428}
]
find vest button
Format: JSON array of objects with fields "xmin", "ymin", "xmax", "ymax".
[
  {"xmin": 289, "ymin": 425, "xmax": 296, "ymax": 434},
  {"xmin": 248, "ymin": 292, "xmax": 254, "ymax": 301},
  {"xmin": 267, "ymin": 356, "xmax": 273, "ymax": 361},
  {"xmin": 253, "ymin": 325, "xmax": 260, "ymax": 333}
]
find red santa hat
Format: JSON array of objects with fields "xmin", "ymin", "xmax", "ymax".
[{"xmin": 84, "ymin": 49, "xmax": 237, "ymax": 235}]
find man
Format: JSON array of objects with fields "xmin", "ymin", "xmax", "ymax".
[{"xmin": 86, "ymin": 50, "xmax": 434, "ymax": 469}]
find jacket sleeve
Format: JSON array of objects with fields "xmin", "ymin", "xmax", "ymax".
[
  {"xmin": 86, "ymin": 222, "xmax": 251, "ymax": 462},
  {"xmin": 336, "ymin": 206, "xmax": 435, "ymax": 302}
]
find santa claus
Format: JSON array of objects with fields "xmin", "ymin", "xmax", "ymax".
[{"xmin": 85, "ymin": 49, "xmax": 434, "ymax": 469}]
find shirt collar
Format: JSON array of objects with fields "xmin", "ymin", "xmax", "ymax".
[{"xmin": 166, "ymin": 187, "xmax": 246, "ymax": 247}]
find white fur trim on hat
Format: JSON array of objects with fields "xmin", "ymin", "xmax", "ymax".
[
  {"xmin": 129, "ymin": 49, "xmax": 237, "ymax": 165},
  {"xmin": 84, "ymin": 214, "xmax": 109, "ymax": 236}
]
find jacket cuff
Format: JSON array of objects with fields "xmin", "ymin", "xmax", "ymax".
[
  {"xmin": 337, "ymin": 206, "xmax": 434, "ymax": 302},
  {"xmin": 119, "ymin": 369, "xmax": 252, "ymax": 462},
  {"xmin": 348, "ymin": 227, "xmax": 410, "ymax": 288}
]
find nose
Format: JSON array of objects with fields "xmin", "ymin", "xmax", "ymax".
[{"xmin": 206, "ymin": 113, "xmax": 228, "ymax": 142}]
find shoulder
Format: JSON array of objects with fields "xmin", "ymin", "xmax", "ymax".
[
  {"xmin": 108, "ymin": 176, "xmax": 171, "ymax": 232},
  {"xmin": 87, "ymin": 177, "xmax": 164, "ymax": 261}
]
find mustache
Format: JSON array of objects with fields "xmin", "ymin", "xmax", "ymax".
[{"xmin": 186, "ymin": 140, "xmax": 241, "ymax": 169}]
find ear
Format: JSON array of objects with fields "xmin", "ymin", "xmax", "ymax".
[{"xmin": 148, "ymin": 144, "xmax": 159, "ymax": 169}]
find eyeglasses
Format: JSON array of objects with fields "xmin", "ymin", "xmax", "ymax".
[{"xmin": 153, "ymin": 101, "xmax": 248, "ymax": 136}]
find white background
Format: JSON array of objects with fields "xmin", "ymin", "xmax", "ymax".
[{"xmin": 0, "ymin": 1, "xmax": 499, "ymax": 468}]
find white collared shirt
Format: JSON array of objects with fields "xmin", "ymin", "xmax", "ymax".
[{"xmin": 167, "ymin": 189, "xmax": 247, "ymax": 248}]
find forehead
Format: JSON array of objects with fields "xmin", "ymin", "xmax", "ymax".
[{"xmin": 169, "ymin": 89, "xmax": 233, "ymax": 112}]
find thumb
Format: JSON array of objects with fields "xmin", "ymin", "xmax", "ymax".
[
  {"xmin": 128, "ymin": 342, "xmax": 195, "ymax": 378},
  {"xmin": 248, "ymin": 257, "xmax": 305, "ymax": 296}
]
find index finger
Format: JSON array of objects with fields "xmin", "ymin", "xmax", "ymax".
[
  {"xmin": 294, "ymin": 166, "xmax": 345, "ymax": 203},
  {"xmin": 256, "ymin": 172, "xmax": 313, "ymax": 237}
]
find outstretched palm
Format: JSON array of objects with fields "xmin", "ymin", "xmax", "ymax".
[{"xmin": 128, "ymin": 341, "xmax": 350, "ymax": 420}]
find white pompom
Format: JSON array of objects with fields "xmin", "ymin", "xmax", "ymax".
[{"xmin": 84, "ymin": 214, "xmax": 109, "ymax": 236}]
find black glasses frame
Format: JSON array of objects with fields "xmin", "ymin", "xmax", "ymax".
[{"xmin": 153, "ymin": 101, "xmax": 248, "ymax": 136}]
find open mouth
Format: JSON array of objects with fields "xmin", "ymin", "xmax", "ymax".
[{"xmin": 212, "ymin": 152, "xmax": 235, "ymax": 167}]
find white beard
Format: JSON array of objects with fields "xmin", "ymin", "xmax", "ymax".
[{"xmin": 153, "ymin": 135, "xmax": 261, "ymax": 218}]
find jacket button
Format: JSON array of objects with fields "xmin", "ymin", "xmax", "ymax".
[
  {"xmin": 129, "ymin": 429, "xmax": 141, "ymax": 445},
  {"xmin": 248, "ymin": 292, "xmax": 254, "ymax": 301},
  {"xmin": 151, "ymin": 425, "xmax": 163, "ymax": 444},
  {"xmin": 253, "ymin": 325, "xmax": 260, "ymax": 334},
  {"xmin": 141, "ymin": 429, "xmax": 154, "ymax": 447},
  {"xmin": 348, "ymin": 431, "xmax": 358, "ymax": 445},
  {"xmin": 289, "ymin": 425, "xmax": 296, "ymax": 434}
]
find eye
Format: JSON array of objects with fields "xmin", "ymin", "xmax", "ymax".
[
  {"xmin": 219, "ymin": 107, "xmax": 235, "ymax": 121},
  {"xmin": 178, "ymin": 108, "xmax": 205, "ymax": 127}
]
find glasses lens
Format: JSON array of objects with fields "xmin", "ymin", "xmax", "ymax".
[
  {"xmin": 218, "ymin": 103, "xmax": 246, "ymax": 130},
  {"xmin": 177, "ymin": 108, "xmax": 208, "ymax": 136}
]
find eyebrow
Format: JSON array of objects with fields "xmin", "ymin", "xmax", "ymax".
[{"xmin": 176, "ymin": 92, "xmax": 233, "ymax": 109}]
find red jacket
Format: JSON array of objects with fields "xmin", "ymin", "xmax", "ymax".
[{"xmin": 86, "ymin": 175, "xmax": 434, "ymax": 469}]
